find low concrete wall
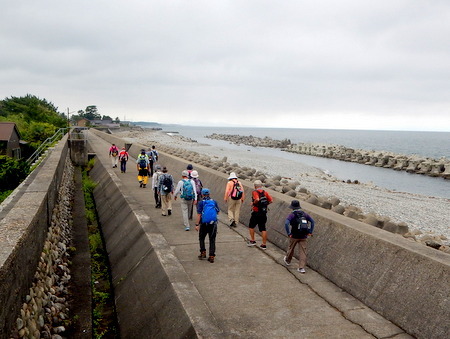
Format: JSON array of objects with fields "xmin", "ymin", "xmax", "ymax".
[
  {"xmin": 0, "ymin": 136, "xmax": 69, "ymax": 338},
  {"xmin": 89, "ymin": 145, "xmax": 221, "ymax": 337},
  {"xmin": 91, "ymin": 128, "xmax": 450, "ymax": 339}
]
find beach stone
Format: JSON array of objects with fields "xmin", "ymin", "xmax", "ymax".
[
  {"xmin": 306, "ymin": 196, "xmax": 319, "ymax": 205},
  {"xmin": 330, "ymin": 197, "xmax": 340, "ymax": 206},
  {"xmin": 345, "ymin": 209, "xmax": 362, "ymax": 220},
  {"xmin": 363, "ymin": 214, "xmax": 380, "ymax": 227},
  {"xmin": 439, "ymin": 245, "xmax": 450, "ymax": 254},
  {"xmin": 397, "ymin": 223, "xmax": 409, "ymax": 235},
  {"xmin": 298, "ymin": 187, "xmax": 308, "ymax": 194},
  {"xmin": 320, "ymin": 199, "xmax": 333, "ymax": 210},
  {"xmin": 281, "ymin": 186, "xmax": 290, "ymax": 193},
  {"xmin": 425, "ymin": 240, "xmax": 442, "ymax": 249},
  {"xmin": 383, "ymin": 222, "xmax": 399, "ymax": 233},
  {"xmin": 332, "ymin": 205, "xmax": 345, "ymax": 214},
  {"xmin": 286, "ymin": 190, "xmax": 297, "ymax": 197}
]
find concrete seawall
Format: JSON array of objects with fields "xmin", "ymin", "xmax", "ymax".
[
  {"xmin": 92, "ymin": 128, "xmax": 450, "ymax": 338},
  {"xmin": 0, "ymin": 137, "xmax": 69, "ymax": 338}
]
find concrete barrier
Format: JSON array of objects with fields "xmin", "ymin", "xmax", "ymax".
[
  {"xmin": 91, "ymin": 128, "xmax": 450, "ymax": 339},
  {"xmin": 0, "ymin": 136, "xmax": 69, "ymax": 338},
  {"xmin": 88, "ymin": 136, "xmax": 222, "ymax": 337}
]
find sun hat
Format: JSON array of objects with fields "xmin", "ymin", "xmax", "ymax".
[
  {"xmin": 201, "ymin": 188, "xmax": 210, "ymax": 195},
  {"xmin": 182, "ymin": 170, "xmax": 189, "ymax": 177},
  {"xmin": 155, "ymin": 165, "xmax": 162, "ymax": 170},
  {"xmin": 290, "ymin": 200, "xmax": 301, "ymax": 209},
  {"xmin": 228, "ymin": 172, "xmax": 238, "ymax": 180},
  {"xmin": 191, "ymin": 170, "xmax": 199, "ymax": 178},
  {"xmin": 253, "ymin": 180, "xmax": 263, "ymax": 187}
]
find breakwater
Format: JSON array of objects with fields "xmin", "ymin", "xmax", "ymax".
[
  {"xmin": 206, "ymin": 133, "xmax": 450, "ymax": 179},
  {"xmin": 91, "ymin": 128, "xmax": 450, "ymax": 339}
]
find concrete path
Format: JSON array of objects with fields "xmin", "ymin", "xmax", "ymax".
[{"xmin": 88, "ymin": 132, "xmax": 411, "ymax": 338}]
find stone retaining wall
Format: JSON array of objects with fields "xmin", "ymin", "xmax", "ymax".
[
  {"xmin": 92, "ymin": 129, "xmax": 450, "ymax": 339},
  {"xmin": 0, "ymin": 136, "xmax": 69, "ymax": 338}
]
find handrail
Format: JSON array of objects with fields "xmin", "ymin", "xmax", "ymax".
[{"xmin": 26, "ymin": 128, "xmax": 69, "ymax": 165}]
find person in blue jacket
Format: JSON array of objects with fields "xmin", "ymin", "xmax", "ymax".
[
  {"xmin": 283, "ymin": 200, "xmax": 315, "ymax": 273},
  {"xmin": 195, "ymin": 188, "xmax": 220, "ymax": 263}
]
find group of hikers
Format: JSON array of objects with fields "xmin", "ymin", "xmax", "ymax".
[{"xmin": 108, "ymin": 143, "xmax": 315, "ymax": 272}]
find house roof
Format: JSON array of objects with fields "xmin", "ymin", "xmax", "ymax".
[{"xmin": 0, "ymin": 122, "xmax": 21, "ymax": 141}]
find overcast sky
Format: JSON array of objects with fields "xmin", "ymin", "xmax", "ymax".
[{"xmin": 1, "ymin": 1, "xmax": 449, "ymax": 131}]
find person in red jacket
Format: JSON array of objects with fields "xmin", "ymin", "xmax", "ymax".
[
  {"xmin": 247, "ymin": 180, "xmax": 273, "ymax": 249},
  {"xmin": 118, "ymin": 147, "xmax": 129, "ymax": 173}
]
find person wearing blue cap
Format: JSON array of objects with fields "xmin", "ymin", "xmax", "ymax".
[{"xmin": 195, "ymin": 188, "xmax": 220, "ymax": 263}]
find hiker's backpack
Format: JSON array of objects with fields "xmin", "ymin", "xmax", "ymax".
[
  {"xmin": 111, "ymin": 146, "xmax": 118, "ymax": 156},
  {"xmin": 161, "ymin": 175, "xmax": 172, "ymax": 193},
  {"xmin": 291, "ymin": 210, "xmax": 310, "ymax": 237},
  {"xmin": 230, "ymin": 180, "xmax": 243, "ymax": 200},
  {"xmin": 193, "ymin": 178, "xmax": 203, "ymax": 198},
  {"xmin": 138, "ymin": 156, "xmax": 147, "ymax": 169},
  {"xmin": 256, "ymin": 190, "xmax": 268, "ymax": 213},
  {"xmin": 151, "ymin": 150, "xmax": 158, "ymax": 161},
  {"xmin": 201, "ymin": 199, "xmax": 218, "ymax": 224},
  {"xmin": 180, "ymin": 179, "xmax": 194, "ymax": 200}
]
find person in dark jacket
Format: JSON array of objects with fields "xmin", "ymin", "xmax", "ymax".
[{"xmin": 283, "ymin": 200, "xmax": 315, "ymax": 273}]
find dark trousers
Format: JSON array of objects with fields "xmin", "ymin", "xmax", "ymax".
[
  {"xmin": 120, "ymin": 160, "xmax": 127, "ymax": 172},
  {"xmin": 149, "ymin": 160, "xmax": 154, "ymax": 176},
  {"xmin": 199, "ymin": 222, "xmax": 217, "ymax": 257},
  {"xmin": 154, "ymin": 188, "xmax": 161, "ymax": 207}
]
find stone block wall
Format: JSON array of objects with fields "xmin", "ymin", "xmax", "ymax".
[{"xmin": 0, "ymin": 136, "xmax": 69, "ymax": 337}]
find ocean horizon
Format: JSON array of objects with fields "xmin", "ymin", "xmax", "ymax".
[{"xmin": 152, "ymin": 124, "xmax": 450, "ymax": 199}]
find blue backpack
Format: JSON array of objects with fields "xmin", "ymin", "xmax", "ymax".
[
  {"xmin": 201, "ymin": 199, "xmax": 218, "ymax": 223},
  {"xmin": 180, "ymin": 179, "xmax": 194, "ymax": 200}
]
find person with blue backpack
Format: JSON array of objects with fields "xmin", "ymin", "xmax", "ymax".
[
  {"xmin": 195, "ymin": 188, "xmax": 220, "ymax": 263},
  {"xmin": 174, "ymin": 170, "xmax": 197, "ymax": 231}
]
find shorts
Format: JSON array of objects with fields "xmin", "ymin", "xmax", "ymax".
[{"xmin": 249, "ymin": 211, "xmax": 267, "ymax": 232}]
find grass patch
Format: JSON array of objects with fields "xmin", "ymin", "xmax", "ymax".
[{"xmin": 82, "ymin": 166, "xmax": 119, "ymax": 339}]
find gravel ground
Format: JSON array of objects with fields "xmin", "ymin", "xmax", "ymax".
[{"xmin": 115, "ymin": 129, "xmax": 450, "ymax": 245}]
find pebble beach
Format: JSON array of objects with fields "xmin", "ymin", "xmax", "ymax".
[{"xmin": 114, "ymin": 128, "xmax": 450, "ymax": 248}]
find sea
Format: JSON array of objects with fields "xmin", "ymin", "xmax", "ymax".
[{"xmin": 157, "ymin": 125, "xmax": 450, "ymax": 199}]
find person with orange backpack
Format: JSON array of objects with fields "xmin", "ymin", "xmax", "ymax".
[{"xmin": 224, "ymin": 172, "xmax": 245, "ymax": 227}]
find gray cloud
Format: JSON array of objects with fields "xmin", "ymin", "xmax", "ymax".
[{"xmin": 1, "ymin": 0, "xmax": 449, "ymax": 130}]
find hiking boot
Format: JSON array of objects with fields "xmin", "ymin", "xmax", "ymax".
[
  {"xmin": 168, "ymin": 209, "xmax": 172, "ymax": 215},
  {"xmin": 230, "ymin": 221, "xmax": 236, "ymax": 227},
  {"xmin": 185, "ymin": 227, "xmax": 190, "ymax": 231},
  {"xmin": 207, "ymin": 256, "xmax": 215, "ymax": 263},
  {"xmin": 283, "ymin": 256, "xmax": 291, "ymax": 265},
  {"xmin": 143, "ymin": 184, "xmax": 146, "ymax": 188},
  {"xmin": 260, "ymin": 244, "xmax": 267, "ymax": 250},
  {"xmin": 297, "ymin": 268, "xmax": 306, "ymax": 274},
  {"xmin": 139, "ymin": 183, "xmax": 143, "ymax": 187},
  {"xmin": 198, "ymin": 251, "xmax": 206, "ymax": 260},
  {"xmin": 247, "ymin": 240, "xmax": 257, "ymax": 247}
]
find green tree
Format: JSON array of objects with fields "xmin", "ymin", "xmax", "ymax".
[
  {"xmin": 0, "ymin": 155, "xmax": 30, "ymax": 191},
  {"xmin": 115, "ymin": 117, "xmax": 120, "ymax": 123},
  {"xmin": 24, "ymin": 122, "xmax": 58, "ymax": 149},
  {"xmin": 0, "ymin": 94, "xmax": 66, "ymax": 127},
  {"xmin": 84, "ymin": 105, "xmax": 100, "ymax": 120}
]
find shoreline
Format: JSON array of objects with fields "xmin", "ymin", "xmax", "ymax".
[{"xmin": 113, "ymin": 128, "xmax": 450, "ymax": 249}]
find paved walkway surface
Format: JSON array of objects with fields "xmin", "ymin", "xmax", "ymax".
[{"xmin": 88, "ymin": 133, "xmax": 411, "ymax": 339}]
